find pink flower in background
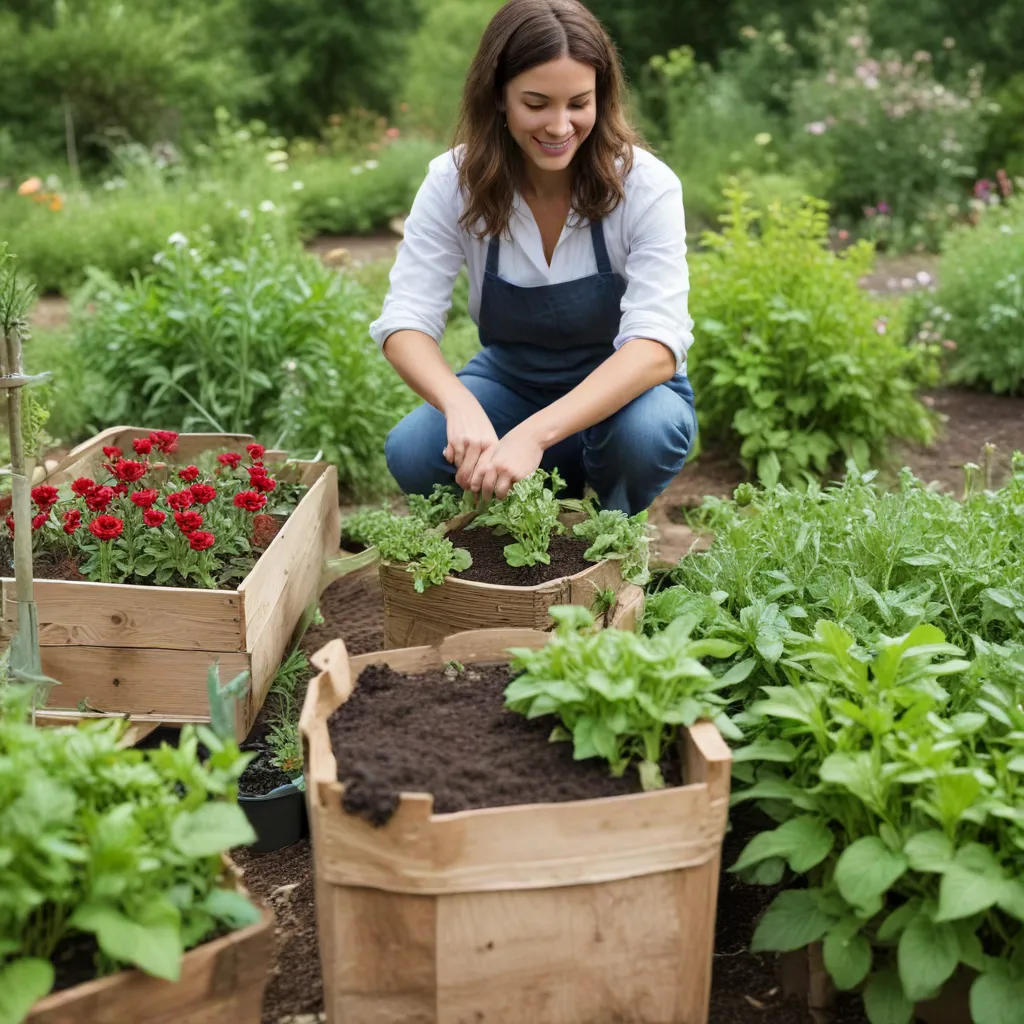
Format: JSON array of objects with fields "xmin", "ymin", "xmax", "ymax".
[
  {"xmin": 874, "ymin": 317, "xmax": 888, "ymax": 335},
  {"xmin": 838, "ymin": 229, "xmax": 850, "ymax": 241},
  {"xmin": 864, "ymin": 206, "xmax": 877, "ymax": 218},
  {"xmin": 877, "ymin": 202, "xmax": 890, "ymax": 215},
  {"xmin": 385, "ymin": 127, "xmax": 400, "ymax": 139},
  {"xmin": 805, "ymin": 121, "xmax": 827, "ymax": 135},
  {"xmin": 943, "ymin": 340, "xmax": 958, "ymax": 350}
]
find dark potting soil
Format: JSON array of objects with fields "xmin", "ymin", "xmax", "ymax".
[
  {"xmin": 448, "ymin": 525, "xmax": 591, "ymax": 586},
  {"xmin": 238, "ymin": 749, "xmax": 294, "ymax": 797},
  {"xmin": 302, "ymin": 568, "xmax": 384, "ymax": 658},
  {"xmin": 329, "ymin": 660, "xmax": 681, "ymax": 825}
]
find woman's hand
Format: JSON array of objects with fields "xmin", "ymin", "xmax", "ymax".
[
  {"xmin": 442, "ymin": 392, "xmax": 500, "ymax": 490},
  {"xmin": 470, "ymin": 423, "xmax": 545, "ymax": 503}
]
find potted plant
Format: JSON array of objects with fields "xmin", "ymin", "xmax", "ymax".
[
  {"xmin": 342, "ymin": 469, "xmax": 651, "ymax": 647},
  {"xmin": 300, "ymin": 607, "xmax": 738, "ymax": 1023}
]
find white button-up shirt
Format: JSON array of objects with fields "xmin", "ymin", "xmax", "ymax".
[{"xmin": 369, "ymin": 146, "xmax": 694, "ymax": 373}]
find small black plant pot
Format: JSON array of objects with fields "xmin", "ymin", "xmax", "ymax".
[{"xmin": 239, "ymin": 780, "xmax": 309, "ymax": 854}]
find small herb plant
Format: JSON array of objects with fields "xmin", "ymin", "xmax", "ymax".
[
  {"xmin": 572, "ymin": 508, "xmax": 651, "ymax": 586},
  {"xmin": 2, "ymin": 434, "xmax": 304, "ymax": 588},
  {"xmin": 261, "ymin": 648, "xmax": 312, "ymax": 785},
  {"xmin": 0, "ymin": 681, "xmax": 259, "ymax": 1023},
  {"xmin": 505, "ymin": 605, "xmax": 747, "ymax": 791}
]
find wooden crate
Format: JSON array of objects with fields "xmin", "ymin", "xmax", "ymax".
[
  {"xmin": 300, "ymin": 628, "xmax": 732, "ymax": 1024},
  {"xmin": 27, "ymin": 905, "xmax": 273, "ymax": 1024},
  {"xmin": 1, "ymin": 426, "xmax": 340, "ymax": 739},
  {"xmin": 378, "ymin": 510, "xmax": 640, "ymax": 648}
]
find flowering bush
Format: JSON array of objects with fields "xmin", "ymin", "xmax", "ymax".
[
  {"xmin": 789, "ymin": 6, "xmax": 992, "ymax": 250},
  {"xmin": 687, "ymin": 186, "xmax": 938, "ymax": 485},
  {"xmin": 2, "ymin": 432, "xmax": 304, "ymax": 588},
  {"xmin": 904, "ymin": 190, "xmax": 1024, "ymax": 395}
]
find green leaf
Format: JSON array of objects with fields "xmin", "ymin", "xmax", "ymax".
[
  {"xmin": 935, "ymin": 865, "xmax": 1006, "ymax": 922},
  {"xmin": 877, "ymin": 901, "xmax": 921, "ymax": 942},
  {"xmin": 731, "ymin": 816, "xmax": 834, "ymax": 874},
  {"xmin": 863, "ymin": 969, "xmax": 914, "ymax": 1024},
  {"xmin": 732, "ymin": 739, "xmax": 799, "ymax": 763},
  {"xmin": 824, "ymin": 929, "xmax": 872, "ymax": 991},
  {"xmin": 834, "ymin": 837, "xmax": 908, "ymax": 913},
  {"xmin": 970, "ymin": 966, "xmax": 1024, "ymax": 1024},
  {"xmin": 69, "ymin": 902, "xmax": 183, "ymax": 981},
  {"xmin": 897, "ymin": 912, "xmax": 959, "ymax": 1002},
  {"xmin": 0, "ymin": 958, "xmax": 55, "ymax": 1024},
  {"xmin": 757, "ymin": 452, "xmax": 781, "ymax": 489},
  {"xmin": 202, "ymin": 888, "xmax": 262, "ymax": 929},
  {"xmin": 750, "ymin": 889, "xmax": 835, "ymax": 953},
  {"xmin": 171, "ymin": 802, "xmax": 256, "ymax": 857},
  {"xmin": 904, "ymin": 830, "xmax": 954, "ymax": 873}
]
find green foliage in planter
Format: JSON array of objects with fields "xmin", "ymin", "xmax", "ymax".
[
  {"xmin": 67, "ymin": 231, "xmax": 414, "ymax": 498},
  {"xmin": 687, "ymin": 187, "xmax": 938, "ymax": 486},
  {"xmin": 905, "ymin": 193, "xmax": 1024, "ymax": 395},
  {"xmin": 0, "ymin": 683, "xmax": 259, "ymax": 1022}
]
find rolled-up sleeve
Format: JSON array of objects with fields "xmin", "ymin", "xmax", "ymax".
[
  {"xmin": 369, "ymin": 157, "xmax": 465, "ymax": 348},
  {"xmin": 613, "ymin": 170, "xmax": 694, "ymax": 372}
]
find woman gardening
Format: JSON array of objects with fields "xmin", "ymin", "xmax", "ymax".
[{"xmin": 372, "ymin": 0, "xmax": 696, "ymax": 516}]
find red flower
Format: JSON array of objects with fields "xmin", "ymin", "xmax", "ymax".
[
  {"xmin": 143, "ymin": 509, "xmax": 166, "ymax": 528},
  {"xmin": 31, "ymin": 485, "xmax": 59, "ymax": 509},
  {"xmin": 217, "ymin": 451, "xmax": 242, "ymax": 469},
  {"xmin": 166, "ymin": 489, "xmax": 194, "ymax": 511},
  {"xmin": 246, "ymin": 443, "xmax": 265, "ymax": 463},
  {"xmin": 63, "ymin": 509, "xmax": 82, "ymax": 535},
  {"xmin": 247, "ymin": 466, "xmax": 277, "ymax": 493},
  {"xmin": 102, "ymin": 446, "xmax": 123, "ymax": 459},
  {"xmin": 188, "ymin": 530, "xmax": 215, "ymax": 552},
  {"xmin": 132, "ymin": 438, "xmax": 153, "ymax": 455},
  {"xmin": 113, "ymin": 459, "xmax": 148, "ymax": 483},
  {"xmin": 71, "ymin": 477, "xmax": 97, "ymax": 497},
  {"xmin": 233, "ymin": 490, "xmax": 267, "ymax": 512},
  {"xmin": 174, "ymin": 510, "xmax": 204, "ymax": 534},
  {"xmin": 130, "ymin": 489, "xmax": 159, "ymax": 508},
  {"xmin": 32, "ymin": 512, "xmax": 49, "ymax": 531},
  {"xmin": 88, "ymin": 515, "xmax": 124, "ymax": 541},
  {"xmin": 112, "ymin": 484, "xmax": 129, "ymax": 498},
  {"xmin": 148, "ymin": 430, "xmax": 179, "ymax": 455},
  {"xmin": 178, "ymin": 465, "xmax": 200, "ymax": 483},
  {"xmin": 189, "ymin": 483, "xmax": 217, "ymax": 504},
  {"xmin": 4, "ymin": 514, "xmax": 13, "ymax": 535},
  {"xmin": 85, "ymin": 486, "xmax": 115, "ymax": 512}
]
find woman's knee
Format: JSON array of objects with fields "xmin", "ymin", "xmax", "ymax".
[
  {"xmin": 384, "ymin": 407, "xmax": 452, "ymax": 495},
  {"xmin": 588, "ymin": 386, "xmax": 696, "ymax": 471}
]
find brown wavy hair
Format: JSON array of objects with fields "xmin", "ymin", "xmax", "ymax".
[{"xmin": 453, "ymin": 0, "xmax": 642, "ymax": 240}]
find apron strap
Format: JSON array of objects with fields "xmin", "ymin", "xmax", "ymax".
[
  {"xmin": 590, "ymin": 219, "xmax": 613, "ymax": 275},
  {"xmin": 485, "ymin": 235, "xmax": 501, "ymax": 276}
]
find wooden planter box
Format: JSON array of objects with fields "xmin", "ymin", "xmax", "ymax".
[
  {"xmin": 27, "ymin": 894, "xmax": 273, "ymax": 1024},
  {"xmin": 300, "ymin": 628, "xmax": 732, "ymax": 1024},
  {"xmin": 378, "ymin": 510, "xmax": 643, "ymax": 648},
  {"xmin": 1, "ymin": 426, "xmax": 339, "ymax": 739}
]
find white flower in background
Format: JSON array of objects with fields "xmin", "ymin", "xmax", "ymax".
[
  {"xmin": 351, "ymin": 165, "xmax": 364, "ymax": 175},
  {"xmin": 239, "ymin": 208, "xmax": 252, "ymax": 220},
  {"xmin": 167, "ymin": 232, "xmax": 188, "ymax": 248},
  {"xmin": 266, "ymin": 149, "xmax": 288, "ymax": 164},
  {"xmin": 153, "ymin": 252, "xmax": 165, "ymax": 265},
  {"xmin": 805, "ymin": 121, "xmax": 827, "ymax": 135},
  {"xmin": 847, "ymin": 35, "xmax": 864, "ymax": 49},
  {"xmin": 258, "ymin": 199, "xmax": 277, "ymax": 213},
  {"xmin": 754, "ymin": 132, "xmax": 772, "ymax": 146},
  {"xmin": 291, "ymin": 180, "xmax": 305, "ymax": 191},
  {"xmin": 364, "ymin": 159, "xmax": 379, "ymax": 170},
  {"xmin": 270, "ymin": 163, "xmax": 288, "ymax": 172},
  {"xmin": 943, "ymin": 37, "xmax": 956, "ymax": 49},
  {"xmin": 916, "ymin": 271, "xmax": 933, "ymax": 286},
  {"xmin": 189, "ymin": 248, "xmax": 201, "ymax": 260}
]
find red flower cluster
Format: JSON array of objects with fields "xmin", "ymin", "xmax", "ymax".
[
  {"xmin": 178, "ymin": 465, "xmax": 200, "ymax": 483},
  {"xmin": 102, "ymin": 446, "xmax": 123, "ymax": 459},
  {"xmin": 132, "ymin": 438, "xmax": 153, "ymax": 455},
  {"xmin": 190, "ymin": 483, "xmax": 217, "ymax": 505},
  {"xmin": 88, "ymin": 515, "xmax": 124, "ymax": 541},
  {"xmin": 174, "ymin": 510, "xmax": 204, "ymax": 534},
  {"xmin": 233, "ymin": 490, "xmax": 267, "ymax": 512},
  {"xmin": 72, "ymin": 477, "xmax": 96, "ymax": 497},
  {"xmin": 31, "ymin": 485, "xmax": 59, "ymax": 510},
  {"xmin": 85, "ymin": 486, "xmax": 115, "ymax": 512},
  {"xmin": 246, "ymin": 443, "xmax": 265, "ymax": 463},
  {"xmin": 32, "ymin": 512, "xmax": 49, "ymax": 531},
  {"xmin": 131, "ymin": 489, "xmax": 159, "ymax": 508},
  {"xmin": 166, "ymin": 489, "xmax": 194, "ymax": 511},
  {"xmin": 248, "ymin": 465, "xmax": 277, "ymax": 493},
  {"xmin": 143, "ymin": 509, "xmax": 166, "ymax": 528},
  {"xmin": 63, "ymin": 509, "xmax": 82, "ymax": 535},
  {"xmin": 149, "ymin": 430, "xmax": 179, "ymax": 455},
  {"xmin": 217, "ymin": 451, "xmax": 242, "ymax": 469},
  {"xmin": 188, "ymin": 531, "xmax": 215, "ymax": 552},
  {"xmin": 113, "ymin": 459, "xmax": 148, "ymax": 483}
]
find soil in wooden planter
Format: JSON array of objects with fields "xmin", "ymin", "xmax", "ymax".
[
  {"xmin": 238, "ymin": 751, "xmax": 294, "ymax": 796},
  {"xmin": 447, "ymin": 526, "xmax": 591, "ymax": 585},
  {"xmin": 329, "ymin": 661, "xmax": 682, "ymax": 826}
]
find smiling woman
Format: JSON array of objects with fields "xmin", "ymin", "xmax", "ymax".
[{"xmin": 372, "ymin": 0, "xmax": 697, "ymax": 516}]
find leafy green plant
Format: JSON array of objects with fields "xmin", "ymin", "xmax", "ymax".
[
  {"xmin": 687, "ymin": 186, "xmax": 938, "ymax": 485},
  {"xmin": 405, "ymin": 483, "xmax": 470, "ymax": 529},
  {"xmin": 470, "ymin": 468, "xmax": 567, "ymax": 567},
  {"xmin": 407, "ymin": 535, "xmax": 472, "ymax": 593},
  {"xmin": 505, "ymin": 605, "xmax": 747, "ymax": 790},
  {"xmin": 572, "ymin": 508, "xmax": 652, "ymax": 586},
  {"xmin": 0, "ymin": 681, "xmax": 259, "ymax": 1023},
  {"xmin": 905, "ymin": 192, "xmax": 1024, "ymax": 395}
]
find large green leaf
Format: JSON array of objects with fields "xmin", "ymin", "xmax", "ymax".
[
  {"xmin": 0, "ymin": 958, "xmax": 54, "ymax": 1024},
  {"xmin": 863, "ymin": 969, "xmax": 914, "ymax": 1024},
  {"xmin": 834, "ymin": 837, "xmax": 908, "ymax": 914},
  {"xmin": 897, "ymin": 912, "xmax": 959, "ymax": 1002},
  {"xmin": 903, "ymin": 830, "xmax": 954, "ymax": 873},
  {"xmin": 936, "ymin": 865, "xmax": 1006, "ymax": 922},
  {"xmin": 970, "ymin": 965, "xmax": 1024, "ymax": 1024},
  {"xmin": 730, "ymin": 816, "xmax": 834, "ymax": 874},
  {"xmin": 824, "ymin": 929, "xmax": 872, "ymax": 991},
  {"xmin": 750, "ymin": 890, "xmax": 835, "ymax": 953},
  {"xmin": 171, "ymin": 802, "xmax": 256, "ymax": 857},
  {"xmin": 70, "ymin": 902, "xmax": 183, "ymax": 981}
]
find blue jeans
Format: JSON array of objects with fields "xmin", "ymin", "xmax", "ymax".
[{"xmin": 385, "ymin": 371, "xmax": 698, "ymax": 516}]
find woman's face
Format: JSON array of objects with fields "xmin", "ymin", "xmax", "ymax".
[{"xmin": 504, "ymin": 56, "xmax": 597, "ymax": 175}]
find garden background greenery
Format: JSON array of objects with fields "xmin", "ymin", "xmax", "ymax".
[{"xmin": 1, "ymin": 0, "xmax": 1023, "ymax": 498}]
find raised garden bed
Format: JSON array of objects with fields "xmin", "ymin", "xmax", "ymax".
[
  {"xmin": 0, "ymin": 426, "xmax": 339, "ymax": 739},
  {"xmin": 300, "ymin": 626, "xmax": 731, "ymax": 1024}
]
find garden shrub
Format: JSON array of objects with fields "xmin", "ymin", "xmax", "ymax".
[
  {"xmin": 687, "ymin": 186, "xmax": 938, "ymax": 486},
  {"xmin": 906, "ymin": 191, "xmax": 1024, "ymax": 395},
  {"xmin": 789, "ymin": 6, "xmax": 991, "ymax": 250},
  {"xmin": 70, "ymin": 229, "xmax": 414, "ymax": 498}
]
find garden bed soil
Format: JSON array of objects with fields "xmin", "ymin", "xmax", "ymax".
[
  {"xmin": 238, "ymin": 750, "xmax": 293, "ymax": 797},
  {"xmin": 329, "ymin": 660, "xmax": 681, "ymax": 825},
  {"xmin": 447, "ymin": 526, "xmax": 592, "ymax": 586}
]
